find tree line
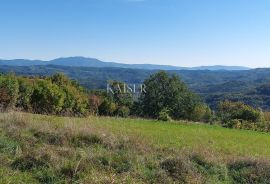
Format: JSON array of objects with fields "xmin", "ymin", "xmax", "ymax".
[{"xmin": 0, "ymin": 71, "xmax": 269, "ymax": 132}]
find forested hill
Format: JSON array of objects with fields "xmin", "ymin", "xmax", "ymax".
[
  {"xmin": 0, "ymin": 57, "xmax": 250, "ymax": 70},
  {"xmin": 0, "ymin": 65, "xmax": 270, "ymax": 110}
]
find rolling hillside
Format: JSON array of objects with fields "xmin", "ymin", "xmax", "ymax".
[
  {"xmin": 1, "ymin": 112, "xmax": 270, "ymax": 183},
  {"xmin": 0, "ymin": 65, "xmax": 270, "ymax": 110}
]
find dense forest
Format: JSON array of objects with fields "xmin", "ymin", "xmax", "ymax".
[{"xmin": 0, "ymin": 65, "xmax": 270, "ymax": 110}]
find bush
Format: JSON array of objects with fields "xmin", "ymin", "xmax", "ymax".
[
  {"xmin": 30, "ymin": 80, "xmax": 65, "ymax": 114},
  {"xmin": 218, "ymin": 101, "xmax": 263, "ymax": 127},
  {"xmin": 0, "ymin": 75, "xmax": 19, "ymax": 111},
  {"xmin": 190, "ymin": 104, "xmax": 212, "ymax": 123},
  {"xmin": 98, "ymin": 98, "xmax": 117, "ymax": 116},
  {"xmin": 158, "ymin": 108, "xmax": 172, "ymax": 121},
  {"xmin": 0, "ymin": 73, "xmax": 90, "ymax": 116},
  {"xmin": 16, "ymin": 78, "xmax": 34, "ymax": 111},
  {"xmin": 115, "ymin": 106, "xmax": 130, "ymax": 118},
  {"xmin": 27, "ymin": 74, "xmax": 89, "ymax": 116}
]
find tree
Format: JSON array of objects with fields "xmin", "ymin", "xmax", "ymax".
[
  {"xmin": 190, "ymin": 104, "xmax": 212, "ymax": 122},
  {"xmin": 30, "ymin": 80, "xmax": 66, "ymax": 114},
  {"xmin": 16, "ymin": 77, "xmax": 34, "ymax": 111},
  {"xmin": 139, "ymin": 71, "xmax": 205, "ymax": 120},
  {"xmin": 98, "ymin": 98, "xmax": 117, "ymax": 116},
  {"xmin": 0, "ymin": 74, "xmax": 19, "ymax": 111}
]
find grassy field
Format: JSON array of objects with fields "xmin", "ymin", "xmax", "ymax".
[{"xmin": 1, "ymin": 112, "xmax": 270, "ymax": 183}]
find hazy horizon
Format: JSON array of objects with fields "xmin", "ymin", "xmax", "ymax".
[
  {"xmin": 0, "ymin": 56, "xmax": 254, "ymax": 68},
  {"xmin": 1, "ymin": 0, "xmax": 270, "ymax": 68}
]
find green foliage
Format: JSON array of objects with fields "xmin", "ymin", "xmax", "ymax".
[
  {"xmin": 139, "ymin": 71, "xmax": 206, "ymax": 121},
  {"xmin": 218, "ymin": 101, "xmax": 263, "ymax": 128},
  {"xmin": 158, "ymin": 108, "xmax": 172, "ymax": 121},
  {"xmin": 0, "ymin": 74, "xmax": 19, "ymax": 110},
  {"xmin": 190, "ymin": 104, "xmax": 213, "ymax": 122},
  {"xmin": 0, "ymin": 73, "xmax": 90, "ymax": 116},
  {"xmin": 115, "ymin": 106, "xmax": 130, "ymax": 118},
  {"xmin": 107, "ymin": 80, "xmax": 134, "ymax": 108},
  {"xmin": 97, "ymin": 80, "xmax": 135, "ymax": 117},
  {"xmin": 16, "ymin": 78, "xmax": 34, "ymax": 111},
  {"xmin": 98, "ymin": 98, "xmax": 117, "ymax": 116},
  {"xmin": 1, "ymin": 65, "xmax": 270, "ymax": 111},
  {"xmin": 31, "ymin": 80, "xmax": 65, "ymax": 114}
]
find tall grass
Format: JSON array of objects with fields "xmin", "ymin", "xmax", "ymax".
[{"xmin": 1, "ymin": 112, "xmax": 270, "ymax": 183}]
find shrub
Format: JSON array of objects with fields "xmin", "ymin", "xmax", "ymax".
[
  {"xmin": 98, "ymin": 98, "xmax": 117, "ymax": 116},
  {"xmin": 0, "ymin": 75, "xmax": 19, "ymax": 111},
  {"xmin": 218, "ymin": 101, "xmax": 263, "ymax": 127},
  {"xmin": 115, "ymin": 106, "xmax": 130, "ymax": 118},
  {"xmin": 16, "ymin": 78, "xmax": 34, "ymax": 112},
  {"xmin": 190, "ymin": 104, "xmax": 212, "ymax": 122},
  {"xmin": 226, "ymin": 119, "xmax": 242, "ymax": 129},
  {"xmin": 158, "ymin": 108, "xmax": 172, "ymax": 121},
  {"xmin": 30, "ymin": 80, "xmax": 65, "ymax": 114}
]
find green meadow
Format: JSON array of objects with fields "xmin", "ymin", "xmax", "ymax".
[{"xmin": 1, "ymin": 112, "xmax": 270, "ymax": 183}]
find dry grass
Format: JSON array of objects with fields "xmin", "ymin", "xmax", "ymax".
[{"xmin": 1, "ymin": 112, "xmax": 270, "ymax": 183}]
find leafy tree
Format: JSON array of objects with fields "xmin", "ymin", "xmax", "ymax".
[
  {"xmin": 139, "ymin": 71, "xmax": 205, "ymax": 120},
  {"xmin": 190, "ymin": 104, "xmax": 212, "ymax": 122},
  {"xmin": 16, "ymin": 78, "xmax": 34, "ymax": 111},
  {"xmin": 50, "ymin": 73, "xmax": 89, "ymax": 116},
  {"xmin": 30, "ymin": 80, "xmax": 65, "ymax": 114},
  {"xmin": 98, "ymin": 98, "xmax": 117, "ymax": 116},
  {"xmin": 100, "ymin": 80, "xmax": 134, "ymax": 117},
  {"xmin": 107, "ymin": 80, "xmax": 134, "ymax": 108},
  {"xmin": 0, "ymin": 74, "xmax": 19, "ymax": 110}
]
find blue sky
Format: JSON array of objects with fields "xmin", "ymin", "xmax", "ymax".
[{"xmin": 0, "ymin": 0, "xmax": 270, "ymax": 67}]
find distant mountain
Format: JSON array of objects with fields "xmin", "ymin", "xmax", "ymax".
[{"xmin": 0, "ymin": 57, "xmax": 250, "ymax": 71}]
